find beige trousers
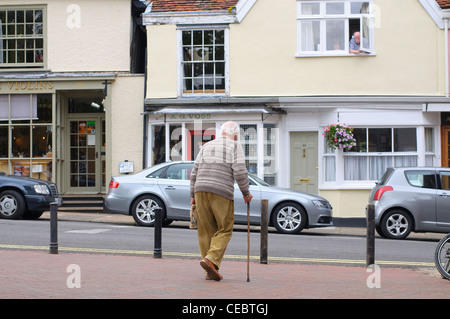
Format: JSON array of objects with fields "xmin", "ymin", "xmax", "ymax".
[{"xmin": 194, "ymin": 192, "xmax": 234, "ymax": 269}]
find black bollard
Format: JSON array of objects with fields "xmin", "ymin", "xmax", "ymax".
[
  {"xmin": 260, "ymin": 199, "xmax": 268, "ymax": 264},
  {"xmin": 49, "ymin": 201, "xmax": 58, "ymax": 254},
  {"xmin": 153, "ymin": 207, "xmax": 162, "ymax": 258},
  {"xmin": 366, "ymin": 204, "xmax": 375, "ymax": 267}
]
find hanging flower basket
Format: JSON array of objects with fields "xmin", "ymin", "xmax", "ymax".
[{"xmin": 323, "ymin": 123, "xmax": 356, "ymax": 151}]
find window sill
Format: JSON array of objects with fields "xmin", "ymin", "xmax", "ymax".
[
  {"xmin": 295, "ymin": 52, "xmax": 376, "ymax": 58},
  {"xmin": 0, "ymin": 67, "xmax": 49, "ymax": 72}
]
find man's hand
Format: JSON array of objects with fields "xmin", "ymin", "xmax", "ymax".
[
  {"xmin": 244, "ymin": 194, "xmax": 253, "ymax": 204},
  {"xmin": 190, "ymin": 198, "xmax": 195, "ymax": 206}
]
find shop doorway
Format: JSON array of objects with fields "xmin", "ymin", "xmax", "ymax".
[
  {"xmin": 65, "ymin": 117, "xmax": 105, "ymax": 193},
  {"xmin": 290, "ymin": 132, "xmax": 318, "ymax": 194},
  {"xmin": 187, "ymin": 128, "xmax": 216, "ymax": 161},
  {"xmin": 63, "ymin": 94, "xmax": 106, "ymax": 194}
]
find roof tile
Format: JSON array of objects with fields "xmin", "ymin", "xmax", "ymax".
[
  {"xmin": 150, "ymin": 0, "xmax": 240, "ymax": 13},
  {"xmin": 437, "ymin": 0, "xmax": 450, "ymax": 9}
]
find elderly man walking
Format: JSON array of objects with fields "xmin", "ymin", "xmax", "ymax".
[{"xmin": 190, "ymin": 121, "xmax": 253, "ymax": 281}]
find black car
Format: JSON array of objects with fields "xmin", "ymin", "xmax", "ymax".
[{"xmin": 0, "ymin": 172, "xmax": 60, "ymax": 220}]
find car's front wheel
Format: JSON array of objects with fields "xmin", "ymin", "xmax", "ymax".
[
  {"xmin": 131, "ymin": 195, "xmax": 166, "ymax": 227},
  {"xmin": 271, "ymin": 202, "xmax": 307, "ymax": 234},
  {"xmin": 378, "ymin": 210, "xmax": 413, "ymax": 239},
  {"xmin": 0, "ymin": 190, "xmax": 26, "ymax": 220}
]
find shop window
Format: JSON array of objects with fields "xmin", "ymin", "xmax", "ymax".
[
  {"xmin": 343, "ymin": 127, "xmax": 418, "ymax": 181},
  {"xmin": 0, "ymin": 7, "xmax": 45, "ymax": 68},
  {"xmin": 0, "ymin": 93, "xmax": 53, "ymax": 180},
  {"xmin": 0, "ymin": 126, "xmax": 7, "ymax": 157},
  {"xmin": 149, "ymin": 122, "xmax": 279, "ymax": 185},
  {"xmin": 240, "ymin": 124, "xmax": 258, "ymax": 174},
  {"xmin": 151, "ymin": 124, "xmax": 166, "ymax": 166},
  {"xmin": 297, "ymin": 1, "xmax": 373, "ymax": 56},
  {"xmin": 181, "ymin": 28, "xmax": 227, "ymax": 95},
  {"xmin": 263, "ymin": 124, "xmax": 278, "ymax": 185},
  {"xmin": 170, "ymin": 124, "xmax": 182, "ymax": 161},
  {"xmin": 425, "ymin": 127, "xmax": 435, "ymax": 166}
]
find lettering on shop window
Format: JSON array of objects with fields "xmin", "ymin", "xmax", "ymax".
[
  {"xmin": 0, "ymin": 81, "xmax": 54, "ymax": 91},
  {"xmin": 168, "ymin": 113, "xmax": 212, "ymax": 120}
]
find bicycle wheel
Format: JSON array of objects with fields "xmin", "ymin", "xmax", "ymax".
[{"xmin": 434, "ymin": 233, "xmax": 450, "ymax": 280}]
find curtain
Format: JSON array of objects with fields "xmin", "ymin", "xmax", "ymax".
[
  {"xmin": 300, "ymin": 4, "xmax": 314, "ymax": 51},
  {"xmin": 344, "ymin": 156, "xmax": 368, "ymax": 181},
  {"xmin": 344, "ymin": 155, "xmax": 418, "ymax": 181}
]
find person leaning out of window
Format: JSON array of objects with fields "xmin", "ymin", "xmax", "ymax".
[{"xmin": 349, "ymin": 31, "xmax": 368, "ymax": 54}]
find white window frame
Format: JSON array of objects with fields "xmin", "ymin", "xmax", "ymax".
[
  {"xmin": 177, "ymin": 26, "xmax": 229, "ymax": 97},
  {"xmin": 322, "ymin": 126, "xmax": 431, "ymax": 185},
  {"xmin": 296, "ymin": 0, "xmax": 374, "ymax": 57},
  {"xmin": 0, "ymin": 6, "xmax": 46, "ymax": 69}
]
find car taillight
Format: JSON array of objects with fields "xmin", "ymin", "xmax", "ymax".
[
  {"xmin": 373, "ymin": 186, "xmax": 393, "ymax": 201},
  {"xmin": 109, "ymin": 180, "xmax": 119, "ymax": 188}
]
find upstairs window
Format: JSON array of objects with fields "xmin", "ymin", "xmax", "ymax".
[
  {"xmin": 0, "ymin": 7, "xmax": 45, "ymax": 69},
  {"xmin": 180, "ymin": 28, "xmax": 227, "ymax": 95},
  {"xmin": 297, "ymin": 1, "xmax": 373, "ymax": 56}
]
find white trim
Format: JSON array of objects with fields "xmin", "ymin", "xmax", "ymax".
[
  {"xmin": 235, "ymin": 0, "xmax": 257, "ymax": 23},
  {"xmin": 418, "ymin": 0, "xmax": 445, "ymax": 29}
]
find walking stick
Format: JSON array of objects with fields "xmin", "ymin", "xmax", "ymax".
[{"xmin": 247, "ymin": 201, "xmax": 250, "ymax": 282}]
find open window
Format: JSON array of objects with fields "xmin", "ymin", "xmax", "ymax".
[{"xmin": 297, "ymin": 1, "xmax": 373, "ymax": 56}]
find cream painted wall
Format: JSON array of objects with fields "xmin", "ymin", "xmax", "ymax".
[
  {"xmin": 144, "ymin": 0, "xmax": 444, "ymax": 98},
  {"xmin": 5, "ymin": 0, "xmax": 131, "ymax": 72},
  {"xmin": 146, "ymin": 25, "xmax": 178, "ymax": 98},
  {"xmin": 229, "ymin": 0, "xmax": 445, "ymax": 97},
  {"xmin": 109, "ymin": 74, "xmax": 145, "ymax": 178},
  {"xmin": 320, "ymin": 189, "xmax": 371, "ymax": 218}
]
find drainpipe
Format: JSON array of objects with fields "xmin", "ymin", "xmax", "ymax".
[{"xmin": 445, "ymin": 18, "xmax": 449, "ymax": 98}]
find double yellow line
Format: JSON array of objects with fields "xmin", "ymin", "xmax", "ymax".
[{"xmin": 0, "ymin": 243, "xmax": 434, "ymax": 267}]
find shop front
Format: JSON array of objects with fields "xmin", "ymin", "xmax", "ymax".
[
  {"xmin": 144, "ymin": 105, "xmax": 283, "ymax": 186},
  {"xmin": 0, "ymin": 74, "xmax": 114, "ymax": 195}
]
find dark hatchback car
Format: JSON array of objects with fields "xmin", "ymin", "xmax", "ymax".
[{"xmin": 0, "ymin": 173, "xmax": 60, "ymax": 220}]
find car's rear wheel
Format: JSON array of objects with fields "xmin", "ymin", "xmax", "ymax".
[
  {"xmin": 0, "ymin": 190, "xmax": 26, "ymax": 220},
  {"xmin": 131, "ymin": 195, "xmax": 169, "ymax": 227},
  {"xmin": 271, "ymin": 202, "xmax": 307, "ymax": 234},
  {"xmin": 379, "ymin": 210, "xmax": 412, "ymax": 239}
]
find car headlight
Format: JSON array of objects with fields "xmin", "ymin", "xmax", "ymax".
[
  {"xmin": 312, "ymin": 200, "xmax": 329, "ymax": 208},
  {"xmin": 34, "ymin": 184, "xmax": 50, "ymax": 195}
]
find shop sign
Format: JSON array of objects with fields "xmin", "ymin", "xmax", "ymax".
[
  {"xmin": 167, "ymin": 113, "xmax": 212, "ymax": 120},
  {"xmin": 0, "ymin": 81, "xmax": 54, "ymax": 92}
]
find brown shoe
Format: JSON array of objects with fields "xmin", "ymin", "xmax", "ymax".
[{"xmin": 200, "ymin": 258, "xmax": 223, "ymax": 281}]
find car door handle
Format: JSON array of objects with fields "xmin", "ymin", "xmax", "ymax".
[
  {"xmin": 439, "ymin": 193, "xmax": 449, "ymax": 198},
  {"xmin": 165, "ymin": 186, "xmax": 175, "ymax": 190}
]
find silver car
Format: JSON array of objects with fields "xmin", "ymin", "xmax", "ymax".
[
  {"xmin": 104, "ymin": 161, "xmax": 333, "ymax": 234},
  {"xmin": 368, "ymin": 167, "xmax": 450, "ymax": 239}
]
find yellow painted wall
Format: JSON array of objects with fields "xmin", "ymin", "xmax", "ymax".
[
  {"xmin": 320, "ymin": 189, "xmax": 371, "ymax": 218},
  {"xmin": 145, "ymin": 0, "xmax": 444, "ymax": 98},
  {"xmin": 4, "ymin": 0, "xmax": 131, "ymax": 72},
  {"xmin": 229, "ymin": 0, "xmax": 444, "ymax": 96},
  {"xmin": 109, "ymin": 74, "xmax": 145, "ymax": 177},
  {"xmin": 146, "ymin": 25, "xmax": 178, "ymax": 98}
]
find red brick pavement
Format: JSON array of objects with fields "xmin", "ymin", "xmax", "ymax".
[{"xmin": 0, "ymin": 249, "xmax": 448, "ymax": 300}]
